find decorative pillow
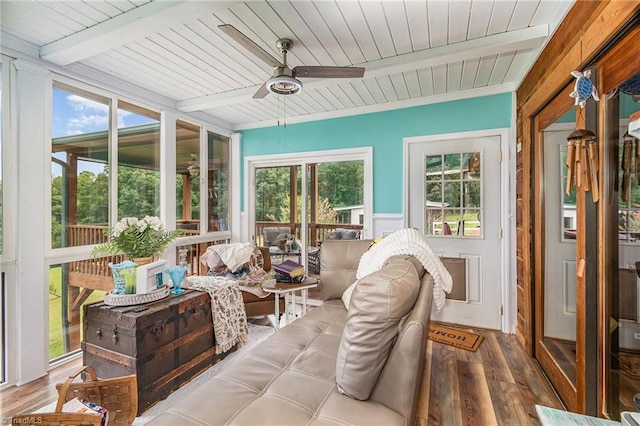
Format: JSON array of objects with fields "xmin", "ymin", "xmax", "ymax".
[
  {"xmin": 341, "ymin": 280, "xmax": 358, "ymax": 309},
  {"xmin": 325, "ymin": 231, "xmax": 341, "ymax": 240},
  {"xmin": 338, "ymin": 229, "xmax": 359, "ymax": 240},
  {"xmin": 200, "ymin": 249, "xmax": 228, "ymax": 274},
  {"xmin": 335, "ymin": 257, "xmax": 420, "ymax": 400}
]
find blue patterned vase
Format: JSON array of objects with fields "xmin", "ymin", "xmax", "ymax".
[
  {"xmin": 166, "ymin": 265, "xmax": 188, "ymax": 294},
  {"xmin": 109, "ymin": 260, "xmax": 137, "ymax": 295}
]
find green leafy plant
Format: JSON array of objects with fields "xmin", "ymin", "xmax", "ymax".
[{"xmin": 91, "ymin": 216, "xmax": 184, "ymax": 259}]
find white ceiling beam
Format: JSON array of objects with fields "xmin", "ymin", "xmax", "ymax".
[
  {"xmin": 177, "ymin": 25, "xmax": 548, "ymax": 112},
  {"xmin": 40, "ymin": 1, "xmax": 240, "ymax": 66},
  {"xmin": 0, "ymin": 31, "xmax": 40, "ymax": 60},
  {"xmin": 363, "ymin": 25, "xmax": 548, "ymax": 79}
]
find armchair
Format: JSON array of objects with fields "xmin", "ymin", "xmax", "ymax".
[{"xmin": 262, "ymin": 226, "xmax": 292, "ymax": 247}]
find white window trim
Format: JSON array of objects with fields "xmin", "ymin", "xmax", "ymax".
[{"xmin": 0, "ymin": 55, "xmax": 18, "ymax": 388}]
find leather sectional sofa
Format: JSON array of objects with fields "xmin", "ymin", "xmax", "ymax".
[{"xmin": 149, "ymin": 239, "xmax": 433, "ymax": 425}]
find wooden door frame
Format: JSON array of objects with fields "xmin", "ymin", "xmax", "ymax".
[{"xmin": 533, "ymin": 81, "xmax": 599, "ymax": 414}]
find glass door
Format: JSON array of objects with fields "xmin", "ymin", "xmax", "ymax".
[
  {"xmin": 534, "ymin": 82, "xmax": 599, "ymax": 414},
  {"xmin": 252, "ymin": 159, "xmax": 365, "ymax": 273},
  {"xmin": 254, "ymin": 164, "xmax": 301, "ymax": 266},
  {"xmin": 604, "ymin": 70, "xmax": 640, "ymax": 419}
]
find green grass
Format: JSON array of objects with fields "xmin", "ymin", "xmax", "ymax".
[
  {"xmin": 49, "ymin": 266, "xmax": 107, "ymax": 360},
  {"xmin": 431, "ymin": 211, "xmax": 481, "ymax": 236}
]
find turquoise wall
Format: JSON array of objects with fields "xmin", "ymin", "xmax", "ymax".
[
  {"xmin": 621, "ymin": 93, "xmax": 640, "ymax": 118},
  {"xmin": 240, "ymin": 93, "xmax": 512, "ymax": 214}
]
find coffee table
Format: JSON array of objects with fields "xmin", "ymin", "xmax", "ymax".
[{"xmin": 262, "ymin": 277, "xmax": 318, "ymax": 330}]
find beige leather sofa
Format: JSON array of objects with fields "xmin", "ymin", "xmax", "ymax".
[{"xmin": 149, "ymin": 239, "xmax": 433, "ymax": 425}]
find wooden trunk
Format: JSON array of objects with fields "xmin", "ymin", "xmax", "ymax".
[{"xmin": 82, "ymin": 290, "xmax": 235, "ymax": 415}]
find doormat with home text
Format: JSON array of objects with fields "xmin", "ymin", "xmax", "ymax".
[{"xmin": 428, "ymin": 323, "xmax": 484, "ymax": 352}]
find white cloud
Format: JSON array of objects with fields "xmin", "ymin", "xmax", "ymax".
[
  {"xmin": 66, "ymin": 94, "xmax": 131, "ymax": 131},
  {"xmin": 68, "ymin": 114, "xmax": 108, "ymax": 129},
  {"xmin": 67, "ymin": 94, "xmax": 108, "ymax": 114}
]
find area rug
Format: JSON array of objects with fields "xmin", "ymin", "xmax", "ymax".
[{"xmin": 428, "ymin": 323, "xmax": 484, "ymax": 352}]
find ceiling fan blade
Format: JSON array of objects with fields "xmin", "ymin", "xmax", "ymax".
[
  {"xmin": 218, "ymin": 24, "xmax": 284, "ymax": 69},
  {"xmin": 252, "ymin": 82, "xmax": 270, "ymax": 99},
  {"xmin": 294, "ymin": 66, "xmax": 365, "ymax": 79}
]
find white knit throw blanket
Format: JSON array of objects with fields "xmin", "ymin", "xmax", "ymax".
[
  {"xmin": 356, "ymin": 228, "xmax": 453, "ymax": 312},
  {"xmin": 185, "ymin": 276, "xmax": 249, "ymax": 354}
]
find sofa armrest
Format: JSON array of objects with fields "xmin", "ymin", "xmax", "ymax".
[
  {"xmin": 319, "ymin": 239, "xmax": 373, "ymax": 300},
  {"xmin": 370, "ymin": 273, "xmax": 434, "ymax": 423}
]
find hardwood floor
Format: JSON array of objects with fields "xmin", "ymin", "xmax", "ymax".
[
  {"xmin": 418, "ymin": 325, "xmax": 563, "ymax": 425},
  {"xmin": 1, "ymin": 321, "xmax": 563, "ymax": 425}
]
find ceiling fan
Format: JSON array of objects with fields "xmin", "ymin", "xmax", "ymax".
[{"xmin": 219, "ymin": 24, "xmax": 365, "ymax": 99}]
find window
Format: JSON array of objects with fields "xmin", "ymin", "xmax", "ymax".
[
  {"xmin": 48, "ymin": 261, "xmax": 107, "ymax": 361},
  {"xmin": 0, "ymin": 60, "xmax": 3, "ymax": 256},
  {"xmin": 51, "ymin": 83, "xmax": 110, "ymax": 249},
  {"xmin": 618, "ymin": 99, "xmax": 640, "ymax": 244},
  {"xmin": 425, "ymin": 152, "xmax": 482, "ymax": 237},
  {"xmin": 176, "ymin": 120, "xmax": 200, "ymax": 234},
  {"xmin": 117, "ymin": 101, "xmax": 160, "ymax": 219},
  {"xmin": 560, "ymin": 144, "xmax": 577, "ymax": 241},
  {"xmin": 0, "ymin": 59, "xmax": 5, "ymax": 383},
  {"xmin": 207, "ymin": 132, "xmax": 229, "ymax": 232},
  {"xmin": 49, "ymin": 84, "xmax": 162, "ymax": 361}
]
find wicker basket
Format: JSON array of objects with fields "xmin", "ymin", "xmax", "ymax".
[{"xmin": 55, "ymin": 366, "xmax": 138, "ymax": 425}]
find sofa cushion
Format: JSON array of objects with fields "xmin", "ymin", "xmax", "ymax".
[
  {"xmin": 319, "ymin": 239, "xmax": 374, "ymax": 301},
  {"xmin": 335, "ymin": 257, "xmax": 420, "ymax": 400}
]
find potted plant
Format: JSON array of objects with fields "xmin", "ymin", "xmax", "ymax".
[
  {"xmin": 92, "ymin": 216, "xmax": 185, "ymax": 297},
  {"xmin": 92, "ymin": 216, "xmax": 184, "ymax": 263}
]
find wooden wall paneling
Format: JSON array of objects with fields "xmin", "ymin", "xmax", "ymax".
[
  {"xmin": 599, "ymin": 22, "xmax": 640, "ymax": 95},
  {"xmin": 516, "ymin": 113, "xmax": 532, "ymax": 350},
  {"xmin": 582, "ymin": 4, "xmax": 640, "ymax": 83},
  {"xmin": 517, "ymin": 1, "xmax": 604, "ymax": 107}
]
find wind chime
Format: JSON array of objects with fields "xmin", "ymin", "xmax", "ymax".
[
  {"xmin": 619, "ymin": 73, "xmax": 640, "ymax": 202},
  {"xmin": 566, "ymin": 128, "xmax": 598, "ymax": 201},
  {"xmin": 566, "ymin": 70, "xmax": 599, "ymax": 202},
  {"xmin": 620, "ymin": 131, "xmax": 640, "ymax": 202}
]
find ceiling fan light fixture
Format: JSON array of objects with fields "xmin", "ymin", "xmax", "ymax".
[
  {"xmin": 267, "ymin": 74, "xmax": 302, "ymax": 95},
  {"xmin": 187, "ymin": 154, "xmax": 199, "ymax": 177}
]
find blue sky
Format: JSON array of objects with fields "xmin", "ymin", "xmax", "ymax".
[
  {"xmin": 52, "ymin": 88, "xmax": 155, "ymax": 138},
  {"xmin": 52, "ymin": 88, "xmax": 156, "ymax": 175}
]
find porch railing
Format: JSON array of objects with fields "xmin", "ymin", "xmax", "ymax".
[
  {"xmin": 65, "ymin": 224, "xmax": 226, "ymax": 288},
  {"xmin": 255, "ymin": 221, "xmax": 363, "ymax": 247}
]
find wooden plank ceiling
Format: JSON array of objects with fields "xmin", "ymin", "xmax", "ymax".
[{"xmin": 0, "ymin": 0, "xmax": 574, "ymax": 130}]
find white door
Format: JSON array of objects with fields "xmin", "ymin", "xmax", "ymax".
[
  {"xmin": 543, "ymin": 126, "xmax": 576, "ymax": 340},
  {"xmin": 407, "ymin": 135, "xmax": 502, "ymax": 329}
]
